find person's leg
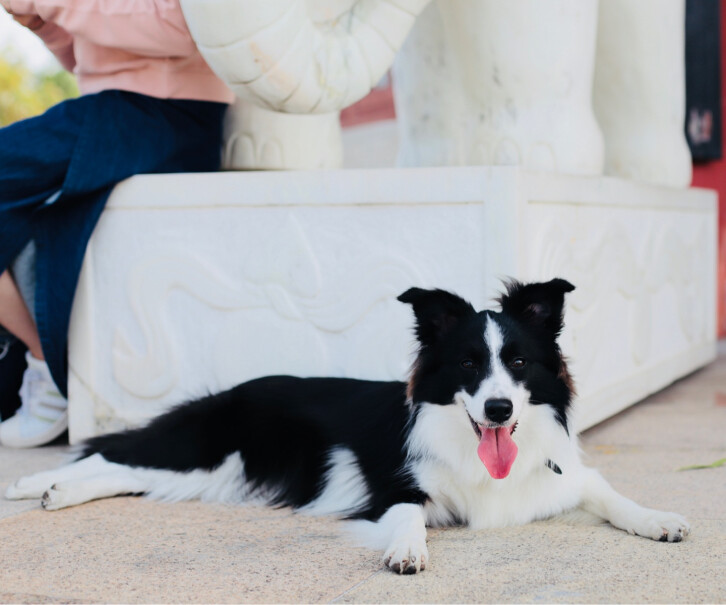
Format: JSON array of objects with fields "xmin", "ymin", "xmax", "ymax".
[
  {"xmin": 0, "ymin": 98, "xmax": 84, "ymax": 270},
  {"xmin": 0, "ymin": 270, "xmax": 43, "ymax": 360},
  {"xmin": 0, "ymin": 98, "xmax": 84, "ymax": 446},
  {"xmin": 0, "ymin": 267, "xmax": 66, "ymax": 447},
  {"xmin": 1, "ymin": 92, "xmax": 227, "ymax": 446},
  {"xmin": 33, "ymin": 92, "xmax": 228, "ymax": 398}
]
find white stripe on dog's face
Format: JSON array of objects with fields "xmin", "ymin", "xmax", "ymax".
[{"xmin": 454, "ymin": 315, "xmax": 529, "ymax": 425}]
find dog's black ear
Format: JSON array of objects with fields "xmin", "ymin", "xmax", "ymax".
[
  {"xmin": 498, "ymin": 278, "xmax": 575, "ymax": 337},
  {"xmin": 398, "ymin": 287, "xmax": 476, "ymax": 347}
]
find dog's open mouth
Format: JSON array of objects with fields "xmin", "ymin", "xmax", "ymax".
[
  {"xmin": 467, "ymin": 415, "xmax": 517, "ymax": 439},
  {"xmin": 467, "ymin": 413, "xmax": 519, "ymax": 480}
]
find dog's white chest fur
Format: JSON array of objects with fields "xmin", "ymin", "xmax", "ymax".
[{"xmin": 407, "ymin": 402, "xmax": 584, "ymax": 529}]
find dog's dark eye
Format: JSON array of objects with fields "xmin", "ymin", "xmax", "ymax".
[
  {"xmin": 509, "ymin": 357, "xmax": 527, "ymax": 370},
  {"xmin": 460, "ymin": 359, "xmax": 476, "ymax": 370}
]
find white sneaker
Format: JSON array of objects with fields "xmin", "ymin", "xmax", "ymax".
[{"xmin": 0, "ymin": 352, "xmax": 67, "ymax": 448}]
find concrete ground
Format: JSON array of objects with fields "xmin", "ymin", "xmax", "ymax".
[{"xmin": 1, "ymin": 350, "xmax": 725, "ymax": 603}]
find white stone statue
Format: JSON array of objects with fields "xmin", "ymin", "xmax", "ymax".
[
  {"xmin": 182, "ymin": 0, "xmax": 691, "ymax": 186},
  {"xmin": 394, "ymin": 0, "xmax": 692, "ymax": 185},
  {"xmin": 179, "ymin": 0, "xmax": 431, "ymax": 170}
]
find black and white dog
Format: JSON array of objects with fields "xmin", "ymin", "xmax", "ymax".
[{"xmin": 6, "ymin": 279, "xmax": 689, "ymax": 573}]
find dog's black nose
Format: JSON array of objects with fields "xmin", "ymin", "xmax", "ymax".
[{"xmin": 484, "ymin": 399, "xmax": 513, "ymax": 424}]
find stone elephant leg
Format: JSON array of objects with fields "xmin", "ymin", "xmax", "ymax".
[
  {"xmin": 223, "ymin": 99, "xmax": 343, "ymax": 170},
  {"xmin": 593, "ymin": 0, "xmax": 692, "ymax": 187},
  {"xmin": 394, "ymin": 0, "xmax": 604, "ymax": 175}
]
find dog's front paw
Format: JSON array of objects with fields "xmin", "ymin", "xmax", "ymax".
[
  {"xmin": 625, "ymin": 510, "xmax": 690, "ymax": 543},
  {"xmin": 383, "ymin": 537, "xmax": 429, "ymax": 574},
  {"xmin": 40, "ymin": 484, "xmax": 69, "ymax": 511}
]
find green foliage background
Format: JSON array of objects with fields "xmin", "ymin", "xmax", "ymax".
[{"xmin": 0, "ymin": 52, "xmax": 78, "ymax": 127}]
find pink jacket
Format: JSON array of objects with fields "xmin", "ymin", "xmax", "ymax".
[{"xmin": 2, "ymin": 0, "xmax": 234, "ymax": 104}]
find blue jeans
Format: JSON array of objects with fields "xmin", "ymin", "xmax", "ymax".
[{"xmin": 0, "ymin": 90, "xmax": 227, "ymax": 396}]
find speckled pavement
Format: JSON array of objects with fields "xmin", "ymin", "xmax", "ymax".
[{"xmin": 1, "ymin": 348, "xmax": 724, "ymax": 604}]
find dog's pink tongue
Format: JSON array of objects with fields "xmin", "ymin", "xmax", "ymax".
[{"xmin": 477, "ymin": 427, "xmax": 518, "ymax": 479}]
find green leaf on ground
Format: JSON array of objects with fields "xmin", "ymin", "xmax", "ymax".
[{"xmin": 677, "ymin": 458, "xmax": 726, "ymax": 471}]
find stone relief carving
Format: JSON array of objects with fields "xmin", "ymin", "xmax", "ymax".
[
  {"xmin": 113, "ymin": 214, "xmax": 428, "ymax": 399},
  {"xmin": 112, "ymin": 255, "xmax": 264, "ymax": 399},
  {"xmin": 531, "ymin": 214, "xmax": 710, "ymax": 387}
]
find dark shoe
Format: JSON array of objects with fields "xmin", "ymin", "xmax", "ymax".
[{"xmin": 0, "ymin": 335, "xmax": 28, "ymax": 421}]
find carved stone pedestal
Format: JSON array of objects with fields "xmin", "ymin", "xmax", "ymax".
[{"xmin": 68, "ymin": 168, "xmax": 717, "ymax": 442}]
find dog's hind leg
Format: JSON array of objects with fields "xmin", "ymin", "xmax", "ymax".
[
  {"xmin": 40, "ymin": 469, "xmax": 150, "ymax": 511},
  {"xmin": 579, "ymin": 467, "xmax": 690, "ymax": 542},
  {"xmin": 6, "ymin": 454, "xmax": 126, "ymax": 500}
]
